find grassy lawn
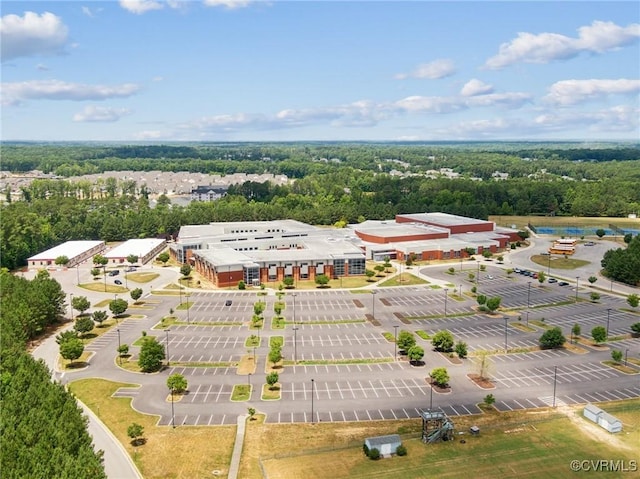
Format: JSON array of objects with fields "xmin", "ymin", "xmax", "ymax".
[
  {"xmin": 237, "ymin": 354, "xmax": 257, "ymax": 374},
  {"xmin": 261, "ymin": 383, "xmax": 281, "ymax": 400},
  {"xmin": 127, "ymin": 272, "xmax": 160, "ymax": 283},
  {"xmin": 176, "ymin": 301, "xmax": 193, "ymax": 310},
  {"xmin": 68, "ymin": 379, "xmax": 235, "ymax": 479},
  {"xmin": 489, "ymin": 215, "xmax": 640, "ymax": 231},
  {"xmin": 245, "ymin": 334, "xmax": 261, "ymax": 347},
  {"xmin": 252, "ymin": 402, "xmax": 640, "ymax": 479},
  {"xmin": 378, "ymin": 274, "xmax": 428, "ymax": 287},
  {"xmin": 231, "ymin": 384, "xmax": 252, "ymax": 401},
  {"xmin": 531, "ymin": 254, "xmax": 590, "ymax": 270},
  {"xmin": 80, "ymin": 282, "xmax": 128, "ymax": 293}
]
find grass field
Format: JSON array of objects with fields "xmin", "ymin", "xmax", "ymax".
[{"xmin": 70, "ymin": 377, "xmax": 640, "ymax": 479}]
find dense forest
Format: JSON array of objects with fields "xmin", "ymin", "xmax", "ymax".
[
  {"xmin": 0, "ymin": 270, "xmax": 107, "ymax": 478},
  {"xmin": 1, "ymin": 143, "xmax": 639, "ymax": 278}
]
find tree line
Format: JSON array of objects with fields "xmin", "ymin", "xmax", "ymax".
[{"xmin": 0, "ymin": 269, "xmax": 106, "ymax": 478}]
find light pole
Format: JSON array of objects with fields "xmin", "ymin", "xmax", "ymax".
[
  {"xmin": 504, "ymin": 316, "xmax": 508, "ymax": 353},
  {"xmin": 459, "ymin": 284, "xmax": 462, "ymax": 297},
  {"xmin": 186, "ymin": 295, "xmax": 190, "ymax": 324},
  {"xmin": 292, "ymin": 293, "xmax": 297, "ymax": 326},
  {"xmin": 443, "ymin": 288, "xmax": 448, "ymax": 317},
  {"xmin": 371, "ymin": 290, "xmax": 377, "ymax": 322},
  {"xmin": 547, "ymin": 254, "xmax": 552, "ymax": 275},
  {"xmin": 575, "ymin": 276, "xmax": 580, "ymax": 302},
  {"xmin": 170, "ymin": 387, "xmax": 175, "ymax": 428},
  {"xmin": 525, "ymin": 310, "xmax": 529, "ymax": 328},
  {"xmin": 165, "ymin": 329, "xmax": 170, "ymax": 367},
  {"xmin": 393, "ymin": 325, "xmax": 399, "ymax": 361},
  {"xmin": 476, "ymin": 261, "xmax": 480, "ymax": 289},
  {"xmin": 527, "ymin": 282, "xmax": 531, "ymax": 309},
  {"xmin": 293, "ymin": 326, "xmax": 298, "ymax": 363},
  {"xmin": 625, "ymin": 348, "xmax": 629, "ymax": 367},
  {"xmin": 116, "ymin": 328, "xmax": 121, "ymax": 365},
  {"xmin": 69, "ymin": 293, "xmax": 74, "ymax": 321},
  {"xmin": 606, "ymin": 308, "xmax": 611, "ymax": 339},
  {"xmin": 552, "ymin": 366, "xmax": 558, "ymax": 408},
  {"xmin": 311, "ymin": 378, "xmax": 315, "ymax": 424}
]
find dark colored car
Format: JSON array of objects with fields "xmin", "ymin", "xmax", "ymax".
[
  {"xmin": 558, "ymin": 281, "xmax": 569, "ymax": 286},
  {"xmin": 225, "ymin": 300, "xmax": 233, "ymax": 306},
  {"xmin": 108, "ymin": 270, "xmax": 120, "ymax": 276},
  {"xmin": 114, "ymin": 279, "xmax": 122, "ymax": 285},
  {"xmin": 548, "ymin": 278, "xmax": 557, "ymax": 283}
]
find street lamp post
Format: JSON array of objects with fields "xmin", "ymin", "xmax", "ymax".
[
  {"xmin": 293, "ymin": 326, "xmax": 298, "ymax": 364},
  {"xmin": 371, "ymin": 290, "xmax": 377, "ymax": 322},
  {"xmin": 444, "ymin": 288, "xmax": 448, "ymax": 318},
  {"xmin": 527, "ymin": 282, "xmax": 531, "ymax": 309},
  {"xmin": 625, "ymin": 348, "xmax": 629, "ymax": 366},
  {"xmin": 69, "ymin": 293, "xmax": 74, "ymax": 321},
  {"xmin": 170, "ymin": 387, "xmax": 175, "ymax": 428},
  {"xmin": 476, "ymin": 261, "xmax": 480, "ymax": 289},
  {"xmin": 116, "ymin": 328, "xmax": 121, "ymax": 365},
  {"xmin": 311, "ymin": 379, "xmax": 315, "ymax": 424},
  {"xmin": 504, "ymin": 316, "xmax": 508, "ymax": 353},
  {"xmin": 575, "ymin": 276, "xmax": 580, "ymax": 302},
  {"xmin": 606, "ymin": 308, "xmax": 611, "ymax": 339},
  {"xmin": 552, "ymin": 366, "xmax": 558, "ymax": 408},
  {"xmin": 165, "ymin": 329, "xmax": 170, "ymax": 367},
  {"xmin": 525, "ymin": 310, "xmax": 529, "ymax": 328},
  {"xmin": 292, "ymin": 293, "xmax": 297, "ymax": 326},
  {"xmin": 393, "ymin": 325, "xmax": 399, "ymax": 361}
]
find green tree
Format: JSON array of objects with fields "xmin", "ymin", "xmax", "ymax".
[
  {"xmin": 571, "ymin": 323, "xmax": 581, "ymax": 343},
  {"xmin": 238, "ymin": 280, "xmax": 246, "ymax": 290},
  {"xmin": 537, "ymin": 271, "xmax": 546, "ymax": 284},
  {"xmin": 627, "ymin": 294, "xmax": 639, "ymax": 308},
  {"xmin": 126, "ymin": 254, "xmax": 139, "ymax": 265},
  {"xmin": 595, "ymin": 228, "xmax": 606, "ymax": 238},
  {"xmin": 71, "ymin": 295, "xmax": 91, "ymax": 315},
  {"xmin": 266, "ymin": 372, "xmax": 279, "ymax": 390},
  {"xmin": 591, "ymin": 326, "xmax": 607, "ymax": 343},
  {"xmin": 138, "ymin": 337, "xmax": 166, "ymax": 372},
  {"xmin": 624, "ymin": 233, "xmax": 633, "ymax": 244},
  {"xmin": 430, "ymin": 367, "xmax": 450, "ymax": 387},
  {"xmin": 109, "ymin": 298, "xmax": 128, "ymax": 317},
  {"xmin": 91, "ymin": 267, "xmax": 101, "ymax": 277},
  {"xmin": 93, "ymin": 254, "xmax": 108, "ymax": 266},
  {"xmin": 157, "ymin": 251, "xmax": 170, "ymax": 264},
  {"xmin": 485, "ymin": 296, "xmax": 502, "ymax": 312},
  {"xmin": 268, "ymin": 346, "xmax": 282, "ymax": 366},
  {"xmin": 180, "ymin": 264, "xmax": 192, "ymax": 278},
  {"xmin": 611, "ymin": 350, "xmax": 623, "ymax": 364},
  {"xmin": 365, "ymin": 269, "xmax": 375, "ymax": 281},
  {"xmin": 590, "ymin": 292, "xmax": 601, "ymax": 302},
  {"xmin": 127, "ymin": 423, "xmax": 144, "ymax": 446},
  {"xmin": 167, "ymin": 373, "xmax": 188, "ymax": 394},
  {"xmin": 59, "ymin": 337, "xmax": 84, "ymax": 365},
  {"xmin": 315, "ymin": 274, "xmax": 330, "ymax": 287},
  {"xmin": 92, "ymin": 310, "xmax": 109, "ymax": 327},
  {"xmin": 630, "ymin": 323, "xmax": 640, "ymax": 336},
  {"xmin": 130, "ymin": 288, "xmax": 143, "ymax": 303},
  {"xmin": 539, "ymin": 327, "xmax": 566, "ymax": 349},
  {"xmin": 396, "ymin": 330, "xmax": 416, "ymax": 352},
  {"xmin": 282, "ymin": 277, "xmax": 294, "ymax": 288},
  {"xmin": 407, "ymin": 345, "xmax": 425, "ymax": 364},
  {"xmin": 454, "ymin": 341, "xmax": 468, "ymax": 359},
  {"xmin": 374, "ymin": 265, "xmax": 385, "ymax": 276},
  {"xmin": 74, "ymin": 317, "xmax": 95, "ymax": 337},
  {"xmin": 117, "ymin": 343, "xmax": 129, "ymax": 358},
  {"xmin": 248, "ymin": 407, "xmax": 256, "ymax": 420},
  {"xmin": 476, "ymin": 294, "xmax": 487, "ymax": 306},
  {"xmin": 55, "ymin": 255, "xmax": 69, "ymax": 266},
  {"xmin": 483, "ymin": 393, "xmax": 496, "ymax": 407},
  {"xmin": 368, "ymin": 448, "xmax": 380, "ymax": 460},
  {"xmin": 431, "ymin": 330, "xmax": 454, "ymax": 352}
]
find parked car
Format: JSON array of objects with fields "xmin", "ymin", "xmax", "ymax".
[
  {"xmin": 125, "ymin": 267, "xmax": 136, "ymax": 272},
  {"xmin": 108, "ymin": 270, "xmax": 120, "ymax": 276},
  {"xmin": 548, "ymin": 278, "xmax": 557, "ymax": 283},
  {"xmin": 513, "ymin": 268, "xmax": 521, "ymax": 273},
  {"xmin": 486, "ymin": 275, "xmax": 494, "ymax": 280},
  {"xmin": 532, "ymin": 273, "xmax": 538, "ymax": 279},
  {"xmin": 114, "ymin": 279, "xmax": 122, "ymax": 285},
  {"xmin": 225, "ymin": 300, "xmax": 233, "ymax": 306},
  {"xmin": 558, "ymin": 281, "xmax": 569, "ymax": 286}
]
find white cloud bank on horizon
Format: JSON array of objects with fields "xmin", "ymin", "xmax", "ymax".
[{"xmin": 73, "ymin": 105, "xmax": 133, "ymax": 122}]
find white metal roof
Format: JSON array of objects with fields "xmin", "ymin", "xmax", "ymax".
[
  {"xmin": 104, "ymin": 238, "xmax": 166, "ymax": 258},
  {"xmin": 28, "ymin": 240, "xmax": 104, "ymax": 261}
]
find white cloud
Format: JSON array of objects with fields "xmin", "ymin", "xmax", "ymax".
[
  {"xmin": 73, "ymin": 105, "xmax": 132, "ymax": 122},
  {"xmin": 484, "ymin": 21, "xmax": 640, "ymax": 69},
  {"xmin": 465, "ymin": 92, "xmax": 532, "ymax": 109},
  {"xmin": 544, "ymin": 79, "xmax": 640, "ymax": 105},
  {"xmin": 203, "ymin": 0, "xmax": 252, "ymax": 9},
  {"xmin": 119, "ymin": 0, "xmax": 164, "ymax": 14},
  {"xmin": 395, "ymin": 59, "xmax": 456, "ymax": 80},
  {"xmin": 1, "ymin": 79, "xmax": 141, "ymax": 106},
  {"xmin": 534, "ymin": 105, "xmax": 639, "ymax": 133},
  {"xmin": 133, "ymin": 130, "xmax": 164, "ymax": 140},
  {"xmin": 1, "ymin": 11, "xmax": 69, "ymax": 62},
  {"xmin": 394, "ymin": 95, "xmax": 465, "ymax": 114},
  {"xmin": 36, "ymin": 63, "xmax": 49, "ymax": 71},
  {"xmin": 460, "ymin": 79, "xmax": 494, "ymax": 97}
]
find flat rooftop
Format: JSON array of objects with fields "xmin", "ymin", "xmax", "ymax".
[
  {"xmin": 105, "ymin": 238, "xmax": 166, "ymax": 258},
  {"xmin": 398, "ymin": 212, "xmax": 493, "ymax": 227},
  {"xmin": 28, "ymin": 240, "xmax": 104, "ymax": 261}
]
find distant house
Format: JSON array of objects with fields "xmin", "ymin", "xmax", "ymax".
[
  {"xmin": 364, "ymin": 434, "xmax": 402, "ymax": 457},
  {"xmin": 190, "ymin": 185, "xmax": 228, "ymax": 202}
]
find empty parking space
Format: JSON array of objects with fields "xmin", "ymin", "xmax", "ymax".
[{"xmin": 492, "ymin": 362, "xmax": 625, "ymax": 389}]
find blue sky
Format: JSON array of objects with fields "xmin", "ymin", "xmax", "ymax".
[{"xmin": 1, "ymin": 1, "xmax": 639, "ymax": 142}]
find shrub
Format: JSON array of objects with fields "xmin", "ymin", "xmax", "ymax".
[
  {"xmin": 396, "ymin": 445, "xmax": 407, "ymax": 456},
  {"xmin": 368, "ymin": 448, "xmax": 380, "ymax": 460}
]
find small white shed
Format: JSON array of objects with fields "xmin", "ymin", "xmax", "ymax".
[
  {"xmin": 583, "ymin": 404, "xmax": 622, "ymax": 433},
  {"xmin": 598, "ymin": 411, "xmax": 622, "ymax": 433},
  {"xmin": 364, "ymin": 434, "xmax": 402, "ymax": 457}
]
